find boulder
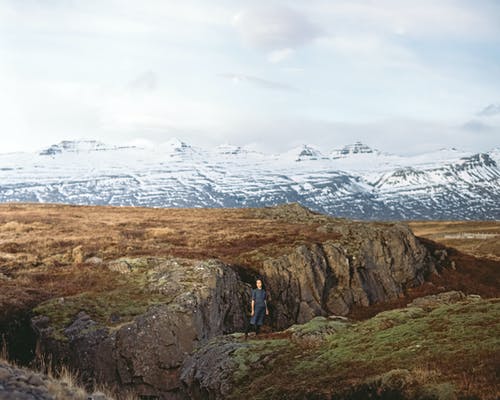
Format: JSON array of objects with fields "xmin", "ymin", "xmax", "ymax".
[
  {"xmin": 32, "ymin": 257, "xmax": 250, "ymax": 399},
  {"xmin": 84, "ymin": 256, "xmax": 103, "ymax": 265},
  {"xmin": 180, "ymin": 335, "xmax": 246, "ymax": 400},
  {"xmin": 261, "ymin": 222, "xmax": 437, "ymax": 329}
]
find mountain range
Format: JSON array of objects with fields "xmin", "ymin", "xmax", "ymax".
[{"xmin": 0, "ymin": 139, "xmax": 499, "ymax": 220}]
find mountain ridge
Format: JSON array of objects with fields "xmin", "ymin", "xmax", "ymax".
[{"xmin": 0, "ymin": 139, "xmax": 498, "ymax": 220}]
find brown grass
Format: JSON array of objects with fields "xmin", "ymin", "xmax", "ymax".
[
  {"xmin": 409, "ymin": 220, "xmax": 500, "ymax": 261},
  {"xmin": 0, "ymin": 203, "xmax": 339, "ymax": 323},
  {"xmin": 1, "ymin": 203, "xmax": 499, "ymax": 326}
]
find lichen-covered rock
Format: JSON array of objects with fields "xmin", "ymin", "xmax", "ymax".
[
  {"xmin": 180, "ymin": 335, "xmax": 248, "ymax": 400},
  {"xmin": 32, "ymin": 257, "xmax": 250, "ymax": 399},
  {"xmin": 407, "ymin": 290, "xmax": 481, "ymax": 309},
  {"xmin": 261, "ymin": 223, "xmax": 437, "ymax": 329}
]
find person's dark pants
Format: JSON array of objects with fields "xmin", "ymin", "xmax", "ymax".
[{"xmin": 245, "ymin": 305, "xmax": 266, "ymax": 336}]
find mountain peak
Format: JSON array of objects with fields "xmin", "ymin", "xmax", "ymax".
[
  {"xmin": 331, "ymin": 141, "xmax": 379, "ymax": 158},
  {"xmin": 215, "ymin": 143, "xmax": 245, "ymax": 155},
  {"xmin": 457, "ymin": 153, "xmax": 497, "ymax": 169},
  {"xmin": 39, "ymin": 140, "xmax": 113, "ymax": 156},
  {"xmin": 158, "ymin": 138, "xmax": 193, "ymax": 154},
  {"xmin": 285, "ymin": 144, "xmax": 323, "ymax": 161}
]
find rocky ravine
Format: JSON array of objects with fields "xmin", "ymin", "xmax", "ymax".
[
  {"xmin": 27, "ymin": 218, "xmax": 440, "ymax": 399},
  {"xmin": 32, "ymin": 258, "xmax": 251, "ymax": 399}
]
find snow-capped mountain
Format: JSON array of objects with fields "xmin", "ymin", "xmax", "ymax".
[
  {"xmin": 283, "ymin": 145, "xmax": 325, "ymax": 161},
  {"xmin": 0, "ymin": 140, "xmax": 498, "ymax": 220},
  {"xmin": 331, "ymin": 141, "xmax": 382, "ymax": 158}
]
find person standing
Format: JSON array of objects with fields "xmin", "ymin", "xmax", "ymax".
[{"xmin": 245, "ymin": 278, "xmax": 269, "ymax": 339}]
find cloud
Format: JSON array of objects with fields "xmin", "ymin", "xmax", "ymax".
[
  {"xmin": 312, "ymin": 0, "xmax": 499, "ymax": 39},
  {"xmin": 461, "ymin": 119, "xmax": 493, "ymax": 132},
  {"xmin": 232, "ymin": 5, "xmax": 322, "ymax": 51},
  {"xmin": 268, "ymin": 48, "xmax": 295, "ymax": 63},
  {"xmin": 128, "ymin": 70, "xmax": 158, "ymax": 91},
  {"xmin": 477, "ymin": 103, "xmax": 500, "ymax": 117},
  {"xmin": 218, "ymin": 73, "xmax": 298, "ymax": 92},
  {"xmin": 223, "ymin": 116, "xmax": 499, "ymax": 155}
]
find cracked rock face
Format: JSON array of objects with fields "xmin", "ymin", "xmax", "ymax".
[
  {"xmin": 32, "ymin": 258, "xmax": 250, "ymax": 399},
  {"xmin": 261, "ymin": 223, "xmax": 436, "ymax": 329}
]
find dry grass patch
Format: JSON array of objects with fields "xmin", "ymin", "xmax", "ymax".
[{"xmin": 409, "ymin": 220, "xmax": 500, "ymax": 261}]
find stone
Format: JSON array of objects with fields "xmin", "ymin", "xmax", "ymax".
[
  {"xmin": 89, "ymin": 391, "xmax": 107, "ymax": 400},
  {"xmin": 0, "ymin": 361, "xmax": 100, "ymax": 400},
  {"xmin": 27, "ymin": 374, "xmax": 44, "ymax": 386},
  {"xmin": 180, "ymin": 335, "xmax": 248, "ymax": 400},
  {"xmin": 407, "ymin": 290, "xmax": 479, "ymax": 309},
  {"xmin": 85, "ymin": 256, "xmax": 103, "ymax": 265}
]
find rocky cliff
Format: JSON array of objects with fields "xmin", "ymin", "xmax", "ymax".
[
  {"xmin": 260, "ymin": 222, "xmax": 436, "ymax": 329},
  {"xmin": 32, "ymin": 258, "xmax": 250, "ymax": 399}
]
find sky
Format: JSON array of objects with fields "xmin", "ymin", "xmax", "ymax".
[{"xmin": 1, "ymin": 0, "xmax": 500, "ymax": 155}]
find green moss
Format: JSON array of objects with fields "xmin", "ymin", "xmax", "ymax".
[
  {"xmin": 286, "ymin": 316, "xmax": 351, "ymax": 338},
  {"xmin": 318, "ymin": 299, "xmax": 500, "ymax": 372},
  {"xmin": 229, "ymin": 338, "xmax": 297, "ymax": 400},
  {"xmin": 33, "ymin": 271, "xmax": 169, "ymax": 339},
  {"xmin": 225, "ymin": 298, "xmax": 500, "ymax": 399}
]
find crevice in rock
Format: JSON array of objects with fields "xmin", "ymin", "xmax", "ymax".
[{"xmin": 0, "ymin": 311, "xmax": 37, "ymax": 366}]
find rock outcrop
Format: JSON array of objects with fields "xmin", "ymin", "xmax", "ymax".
[
  {"xmin": 407, "ymin": 290, "xmax": 481, "ymax": 309},
  {"xmin": 0, "ymin": 361, "xmax": 108, "ymax": 400},
  {"xmin": 180, "ymin": 292, "xmax": 496, "ymax": 400},
  {"xmin": 28, "ymin": 209, "xmax": 442, "ymax": 399},
  {"xmin": 260, "ymin": 222, "xmax": 436, "ymax": 329},
  {"xmin": 32, "ymin": 258, "xmax": 250, "ymax": 399}
]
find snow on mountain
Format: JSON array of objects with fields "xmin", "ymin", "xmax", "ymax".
[
  {"xmin": 488, "ymin": 147, "xmax": 500, "ymax": 165},
  {"xmin": 0, "ymin": 140, "xmax": 498, "ymax": 220},
  {"xmin": 39, "ymin": 140, "xmax": 133, "ymax": 156},
  {"xmin": 282, "ymin": 144, "xmax": 325, "ymax": 161},
  {"xmin": 330, "ymin": 141, "xmax": 381, "ymax": 158},
  {"xmin": 212, "ymin": 144, "xmax": 265, "ymax": 160},
  {"xmin": 156, "ymin": 138, "xmax": 195, "ymax": 155}
]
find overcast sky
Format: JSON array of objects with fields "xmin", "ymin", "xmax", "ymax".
[{"xmin": 1, "ymin": 0, "xmax": 499, "ymax": 155}]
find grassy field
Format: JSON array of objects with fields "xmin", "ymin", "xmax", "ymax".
[{"xmin": 409, "ymin": 220, "xmax": 500, "ymax": 261}]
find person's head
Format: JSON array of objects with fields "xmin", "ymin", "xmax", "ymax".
[{"xmin": 256, "ymin": 278, "xmax": 263, "ymax": 289}]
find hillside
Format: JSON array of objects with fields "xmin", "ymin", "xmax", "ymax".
[{"xmin": 182, "ymin": 294, "xmax": 500, "ymax": 400}]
